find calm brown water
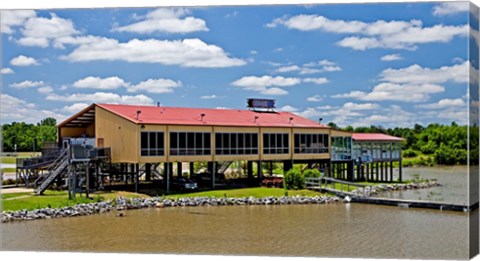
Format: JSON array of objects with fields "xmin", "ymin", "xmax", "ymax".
[
  {"xmin": 0, "ymin": 166, "xmax": 474, "ymax": 259},
  {"xmin": 380, "ymin": 166, "xmax": 470, "ymax": 204}
]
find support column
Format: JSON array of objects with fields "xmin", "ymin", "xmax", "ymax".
[
  {"xmin": 123, "ymin": 164, "xmax": 128, "ymax": 185},
  {"xmin": 165, "ymin": 162, "xmax": 170, "ymax": 193},
  {"xmin": 68, "ymin": 165, "xmax": 72, "ymax": 200},
  {"xmin": 145, "ymin": 163, "xmax": 152, "ymax": 182},
  {"xmin": 381, "ymin": 162, "xmax": 385, "ymax": 182},
  {"xmin": 247, "ymin": 161, "xmax": 253, "ymax": 185},
  {"xmin": 135, "ymin": 163, "xmax": 139, "ymax": 193},
  {"xmin": 375, "ymin": 162, "xmax": 379, "ymax": 182},
  {"xmin": 86, "ymin": 162, "xmax": 90, "ymax": 198},
  {"xmin": 283, "ymin": 160, "xmax": 293, "ymax": 173},
  {"xmin": 177, "ymin": 162, "xmax": 183, "ymax": 178},
  {"xmin": 347, "ymin": 161, "xmax": 354, "ymax": 181},
  {"xmin": 399, "ymin": 159, "xmax": 403, "ymax": 182},
  {"xmin": 189, "ymin": 162, "xmax": 194, "ymax": 178},
  {"xmin": 257, "ymin": 160, "xmax": 263, "ymax": 179},
  {"xmin": 95, "ymin": 162, "xmax": 100, "ymax": 190},
  {"xmin": 208, "ymin": 161, "xmax": 216, "ymax": 189}
]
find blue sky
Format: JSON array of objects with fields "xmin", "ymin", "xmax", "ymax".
[{"xmin": 1, "ymin": 2, "xmax": 477, "ymax": 128}]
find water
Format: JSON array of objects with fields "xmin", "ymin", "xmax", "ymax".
[
  {"xmin": 0, "ymin": 166, "xmax": 474, "ymax": 259},
  {"xmin": 379, "ymin": 166, "xmax": 470, "ymax": 204}
]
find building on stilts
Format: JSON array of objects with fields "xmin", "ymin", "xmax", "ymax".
[{"xmin": 16, "ymin": 99, "xmax": 404, "ymax": 196}]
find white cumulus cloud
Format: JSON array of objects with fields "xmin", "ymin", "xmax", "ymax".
[
  {"xmin": 306, "ymin": 95, "xmax": 323, "ymax": 102},
  {"xmin": 231, "ymin": 75, "xmax": 301, "ymax": 96},
  {"xmin": 1, "ymin": 68, "xmax": 14, "ymax": 74},
  {"xmin": 17, "ymin": 13, "xmax": 80, "ymax": 48},
  {"xmin": 380, "ymin": 61, "xmax": 469, "ymax": 84},
  {"xmin": 73, "ymin": 76, "xmax": 129, "ymax": 90},
  {"xmin": 0, "ymin": 10, "xmax": 36, "ymax": 34},
  {"xmin": 61, "ymin": 38, "xmax": 246, "ymax": 68},
  {"xmin": 10, "ymin": 80, "xmax": 45, "ymax": 89},
  {"xmin": 1, "ymin": 93, "xmax": 65, "ymax": 123},
  {"xmin": 333, "ymin": 62, "xmax": 469, "ymax": 103},
  {"xmin": 381, "ymin": 54, "xmax": 403, "ymax": 61},
  {"xmin": 200, "ymin": 95, "xmax": 218, "ymax": 99},
  {"xmin": 60, "ymin": 103, "xmax": 91, "ymax": 114},
  {"xmin": 38, "ymin": 86, "xmax": 53, "ymax": 94},
  {"xmin": 127, "ymin": 78, "xmax": 182, "ymax": 94},
  {"xmin": 416, "ymin": 98, "xmax": 467, "ymax": 109},
  {"xmin": 274, "ymin": 59, "xmax": 341, "ymax": 75},
  {"xmin": 303, "ymin": 77, "xmax": 329, "ymax": 85},
  {"xmin": 433, "ymin": 2, "xmax": 470, "ymax": 16},
  {"xmin": 10, "ymin": 55, "xmax": 39, "ymax": 66},
  {"xmin": 280, "ymin": 105, "xmax": 299, "ymax": 112},
  {"xmin": 112, "ymin": 8, "xmax": 208, "ymax": 34},
  {"xmin": 46, "ymin": 92, "xmax": 153, "ymax": 105},
  {"xmin": 268, "ymin": 14, "xmax": 468, "ymax": 51}
]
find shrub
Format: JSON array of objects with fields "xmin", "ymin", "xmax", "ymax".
[
  {"xmin": 303, "ymin": 169, "xmax": 321, "ymax": 178},
  {"xmin": 283, "ymin": 168, "xmax": 304, "ymax": 190},
  {"xmin": 402, "ymin": 149, "xmax": 418, "ymax": 158}
]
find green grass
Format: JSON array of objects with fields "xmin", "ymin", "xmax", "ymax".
[
  {"xmin": 1, "ymin": 192, "xmax": 31, "ymax": 200},
  {"xmin": 0, "ymin": 190, "xmax": 147, "ymax": 212},
  {"xmin": 1, "ymin": 152, "xmax": 41, "ymax": 165},
  {"xmin": 1, "ymin": 168, "xmax": 16, "ymax": 173},
  {"xmin": 165, "ymin": 187, "xmax": 322, "ymax": 199},
  {"xmin": 1, "ymin": 158, "xmax": 16, "ymax": 164}
]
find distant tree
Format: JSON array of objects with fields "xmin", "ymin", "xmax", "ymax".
[
  {"xmin": 39, "ymin": 117, "xmax": 57, "ymax": 126},
  {"xmin": 1, "ymin": 118, "xmax": 57, "ymax": 152},
  {"xmin": 327, "ymin": 122, "xmax": 339, "ymax": 129}
]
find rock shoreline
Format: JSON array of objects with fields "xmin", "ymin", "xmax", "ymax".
[{"xmin": 1, "ymin": 181, "xmax": 440, "ymax": 223}]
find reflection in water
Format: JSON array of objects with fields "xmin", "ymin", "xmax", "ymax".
[{"xmin": 0, "ymin": 166, "xmax": 472, "ymax": 259}]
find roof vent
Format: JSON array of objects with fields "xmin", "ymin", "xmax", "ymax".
[
  {"xmin": 254, "ymin": 116, "xmax": 259, "ymax": 123},
  {"xmin": 136, "ymin": 110, "xmax": 141, "ymax": 120},
  {"xmin": 319, "ymin": 118, "xmax": 323, "ymax": 124},
  {"xmin": 289, "ymin": 117, "xmax": 294, "ymax": 124},
  {"xmin": 200, "ymin": 113, "xmax": 206, "ymax": 122}
]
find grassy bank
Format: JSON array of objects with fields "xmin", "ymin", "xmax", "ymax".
[
  {"xmin": 1, "ymin": 190, "xmax": 147, "ymax": 212},
  {"xmin": 165, "ymin": 187, "xmax": 322, "ymax": 199},
  {"xmin": 1, "ymin": 188, "xmax": 326, "ymax": 212}
]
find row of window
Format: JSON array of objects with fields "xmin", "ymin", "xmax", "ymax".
[
  {"xmin": 140, "ymin": 131, "xmax": 330, "ymax": 156},
  {"xmin": 353, "ymin": 142, "xmax": 401, "ymax": 159},
  {"xmin": 293, "ymin": 134, "xmax": 329, "ymax": 154},
  {"xmin": 215, "ymin": 133, "xmax": 259, "ymax": 155}
]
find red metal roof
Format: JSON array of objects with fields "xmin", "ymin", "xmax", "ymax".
[
  {"xmin": 352, "ymin": 133, "xmax": 404, "ymax": 142},
  {"xmin": 95, "ymin": 104, "xmax": 329, "ymax": 128}
]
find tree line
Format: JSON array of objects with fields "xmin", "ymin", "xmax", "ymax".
[
  {"xmin": 2, "ymin": 117, "xmax": 57, "ymax": 152},
  {"xmin": 328, "ymin": 121, "xmax": 479, "ymax": 165}
]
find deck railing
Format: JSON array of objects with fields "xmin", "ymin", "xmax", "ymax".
[{"xmin": 305, "ymin": 177, "xmax": 372, "ymax": 197}]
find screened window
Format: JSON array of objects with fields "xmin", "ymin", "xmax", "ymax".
[
  {"xmin": 141, "ymin": 132, "xmax": 165, "ymax": 156},
  {"xmin": 215, "ymin": 133, "xmax": 258, "ymax": 155},
  {"xmin": 169, "ymin": 132, "xmax": 211, "ymax": 156},
  {"xmin": 263, "ymin": 133, "xmax": 289, "ymax": 154},
  {"xmin": 294, "ymin": 133, "xmax": 329, "ymax": 154},
  {"xmin": 331, "ymin": 136, "xmax": 352, "ymax": 160}
]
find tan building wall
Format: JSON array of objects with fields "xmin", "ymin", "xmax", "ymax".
[{"xmin": 95, "ymin": 106, "xmax": 139, "ymax": 163}]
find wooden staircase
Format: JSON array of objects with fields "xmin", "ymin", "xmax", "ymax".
[{"xmin": 34, "ymin": 150, "xmax": 69, "ymax": 195}]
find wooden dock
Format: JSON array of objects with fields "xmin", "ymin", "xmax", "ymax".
[
  {"xmin": 305, "ymin": 177, "xmax": 478, "ymax": 212},
  {"xmin": 350, "ymin": 197, "xmax": 479, "ymax": 212}
]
